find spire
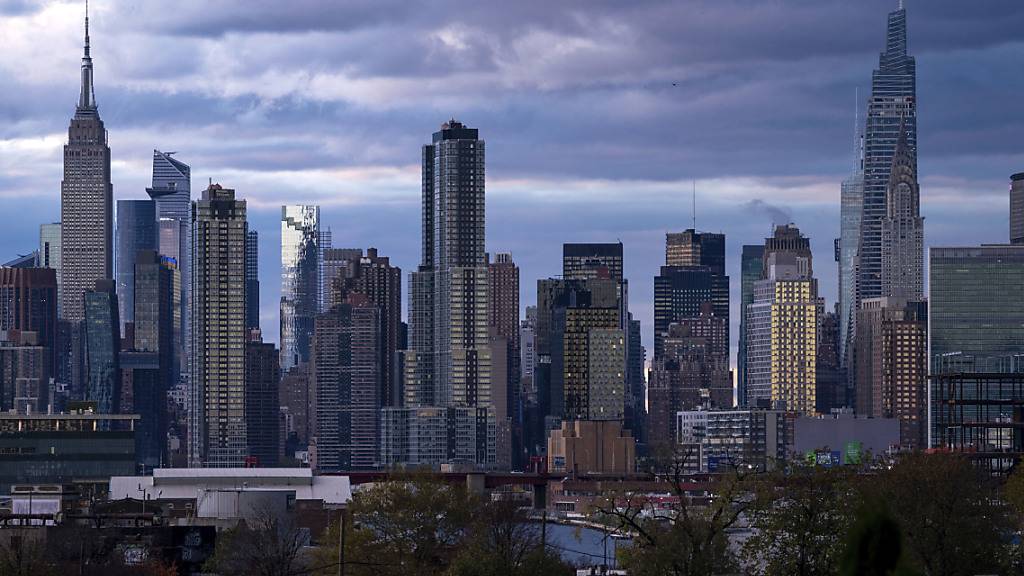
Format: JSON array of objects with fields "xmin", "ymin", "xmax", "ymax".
[{"xmin": 77, "ymin": 0, "xmax": 97, "ymax": 114}]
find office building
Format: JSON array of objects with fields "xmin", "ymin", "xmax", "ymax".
[
  {"xmin": 115, "ymin": 199, "xmax": 157, "ymax": 328},
  {"xmin": 737, "ymin": 245, "xmax": 764, "ymax": 407},
  {"xmin": 314, "ymin": 297, "xmax": 381, "ymax": 471},
  {"xmin": 0, "ymin": 411, "xmax": 138, "ymax": 494},
  {"xmin": 84, "ymin": 280, "xmax": 120, "ymax": 416},
  {"xmin": 839, "ymin": 172, "xmax": 864, "ymax": 380},
  {"xmin": 319, "ymin": 227, "xmax": 332, "ymax": 312},
  {"xmin": 0, "ymin": 267, "xmax": 58, "ymax": 376},
  {"xmin": 746, "ymin": 225, "xmax": 819, "ymax": 415},
  {"xmin": 855, "ymin": 297, "xmax": 927, "ymax": 449},
  {"xmin": 625, "ymin": 314, "xmax": 646, "ymax": 449},
  {"xmin": 563, "ymin": 243, "xmax": 624, "ymax": 282},
  {"xmin": 929, "ymin": 245, "xmax": 1024, "ymax": 465},
  {"xmin": 245, "ymin": 230, "xmax": 260, "ymax": 331},
  {"xmin": 279, "ymin": 364, "xmax": 313, "ymax": 458},
  {"xmin": 190, "ymin": 184, "xmax": 248, "ymax": 467},
  {"xmin": 816, "ymin": 309, "xmax": 844, "ymax": 414},
  {"xmin": 245, "ymin": 335, "xmax": 281, "ymax": 467},
  {"xmin": 648, "ymin": 304, "xmax": 731, "ymax": 451},
  {"xmin": 676, "ymin": 410, "xmax": 791, "ymax": 473},
  {"xmin": 395, "ymin": 119, "xmax": 494, "ymax": 468},
  {"xmin": 859, "ymin": 5, "xmax": 916, "ymax": 303},
  {"xmin": 38, "ymin": 223, "xmax": 62, "ymax": 315},
  {"xmin": 60, "ymin": 8, "xmax": 113, "ymax": 323},
  {"xmin": 380, "ymin": 405, "xmax": 494, "ymax": 468},
  {"xmin": 665, "ymin": 230, "xmax": 725, "ymax": 273},
  {"xmin": 546, "ymin": 420, "xmax": 635, "ymax": 476},
  {"xmin": 880, "ymin": 127, "xmax": 924, "ymax": 300},
  {"xmin": 280, "ymin": 205, "xmax": 320, "ymax": 371},
  {"xmin": 147, "ymin": 151, "xmax": 191, "ymax": 384},
  {"xmin": 654, "ymin": 231, "xmax": 728, "ymax": 361},
  {"xmin": 126, "ymin": 250, "xmax": 176, "ymax": 467},
  {"xmin": 329, "ymin": 248, "xmax": 402, "ymax": 409},
  {"xmin": 0, "ymin": 331, "xmax": 51, "ymax": 414},
  {"xmin": 654, "ymin": 266, "xmax": 729, "ymax": 360},
  {"xmin": 488, "ymin": 252, "xmax": 520, "ymax": 465},
  {"xmin": 1011, "ymin": 173, "xmax": 1024, "ymax": 245}
]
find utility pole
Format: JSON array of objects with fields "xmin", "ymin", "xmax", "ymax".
[
  {"xmin": 338, "ymin": 511, "xmax": 347, "ymax": 576},
  {"xmin": 541, "ymin": 510, "xmax": 547, "ymax": 556}
]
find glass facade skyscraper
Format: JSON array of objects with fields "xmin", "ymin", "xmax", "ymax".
[
  {"xmin": 280, "ymin": 205, "xmax": 320, "ymax": 370},
  {"xmin": 84, "ymin": 280, "xmax": 120, "ymax": 418},
  {"xmin": 115, "ymin": 199, "xmax": 157, "ymax": 329},
  {"xmin": 859, "ymin": 6, "xmax": 916, "ymax": 303},
  {"xmin": 929, "ymin": 245, "xmax": 1024, "ymax": 450},
  {"xmin": 147, "ymin": 150, "xmax": 191, "ymax": 383},
  {"xmin": 737, "ymin": 244, "xmax": 764, "ymax": 407}
]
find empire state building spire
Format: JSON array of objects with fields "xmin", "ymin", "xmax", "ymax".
[{"xmin": 77, "ymin": 0, "xmax": 96, "ymax": 114}]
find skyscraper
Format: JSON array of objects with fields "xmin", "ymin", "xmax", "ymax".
[
  {"xmin": 280, "ymin": 205, "xmax": 320, "ymax": 370},
  {"xmin": 245, "ymin": 230, "xmax": 260, "ymax": 331},
  {"xmin": 314, "ymin": 296, "xmax": 381, "ymax": 471},
  {"xmin": 1010, "ymin": 173, "xmax": 1024, "ymax": 245},
  {"xmin": 488, "ymin": 252, "xmax": 520, "ymax": 465},
  {"xmin": 654, "ymin": 230, "xmax": 729, "ymax": 361},
  {"xmin": 329, "ymin": 248, "xmax": 402, "ymax": 409},
  {"xmin": 859, "ymin": 5, "xmax": 916, "ymax": 303},
  {"xmin": 880, "ymin": 126, "xmax": 924, "ymax": 300},
  {"xmin": 929, "ymin": 246, "xmax": 1024, "ymax": 442},
  {"xmin": 855, "ymin": 297, "xmax": 926, "ymax": 449},
  {"xmin": 245, "ymin": 335, "xmax": 280, "ymax": 467},
  {"xmin": 128, "ymin": 250, "xmax": 175, "ymax": 468},
  {"xmin": 61, "ymin": 7, "xmax": 112, "ymax": 322},
  {"xmin": 84, "ymin": 280, "xmax": 120, "ymax": 416},
  {"xmin": 0, "ymin": 267, "xmax": 58, "ymax": 377},
  {"xmin": 393, "ymin": 119, "xmax": 494, "ymax": 468},
  {"xmin": 147, "ymin": 151, "xmax": 191, "ymax": 380},
  {"xmin": 746, "ymin": 225, "xmax": 819, "ymax": 415},
  {"xmin": 115, "ymin": 199, "xmax": 157, "ymax": 329},
  {"xmin": 737, "ymin": 245, "xmax": 764, "ymax": 407},
  {"xmin": 838, "ymin": 172, "xmax": 863, "ymax": 387},
  {"xmin": 648, "ymin": 303, "xmax": 731, "ymax": 451},
  {"xmin": 190, "ymin": 184, "xmax": 248, "ymax": 467},
  {"xmin": 319, "ymin": 227, "xmax": 332, "ymax": 313},
  {"xmin": 38, "ymin": 223, "xmax": 61, "ymax": 315}
]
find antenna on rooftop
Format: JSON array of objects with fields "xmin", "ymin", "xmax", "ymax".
[{"xmin": 692, "ymin": 180, "xmax": 697, "ymax": 231}]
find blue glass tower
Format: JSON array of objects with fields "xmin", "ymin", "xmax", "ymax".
[
  {"xmin": 859, "ymin": 6, "xmax": 916, "ymax": 303},
  {"xmin": 115, "ymin": 199, "xmax": 156, "ymax": 329}
]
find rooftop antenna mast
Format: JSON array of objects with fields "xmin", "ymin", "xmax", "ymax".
[{"xmin": 692, "ymin": 180, "xmax": 696, "ymax": 231}]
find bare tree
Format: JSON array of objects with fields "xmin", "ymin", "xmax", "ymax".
[
  {"xmin": 206, "ymin": 507, "xmax": 309, "ymax": 576},
  {"xmin": 596, "ymin": 444, "xmax": 755, "ymax": 576}
]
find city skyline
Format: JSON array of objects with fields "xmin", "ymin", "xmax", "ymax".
[{"xmin": 1, "ymin": 1, "xmax": 1022, "ymax": 363}]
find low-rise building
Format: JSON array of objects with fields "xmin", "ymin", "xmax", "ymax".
[
  {"xmin": 0, "ymin": 411, "xmax": 138, "ymax": 494},
  {"xmin": 547, "ymin": 420, "xmax": 635, "ymax": 476}
]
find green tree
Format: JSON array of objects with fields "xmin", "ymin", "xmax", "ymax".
[
  {"xmin": 742, "ymin": 463, "xmax": 858, "ymax": 576},
  {"xmin": 865, "ymin": 452, "xmax": 1011, "ymax": 576}
]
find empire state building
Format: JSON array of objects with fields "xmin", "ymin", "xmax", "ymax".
[{"xmin": 61, "ymin": 3, "xmax": 113, "ymax": 322}]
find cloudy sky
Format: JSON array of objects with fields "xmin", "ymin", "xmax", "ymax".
[{"xmin": 1, "ymin": 0, "xmax": 1022, "ymax": 361}]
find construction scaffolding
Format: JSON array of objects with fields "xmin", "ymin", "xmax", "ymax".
[{"xmin": 933, "ymin": 372, "xmax": 1024, "ymax": 475}]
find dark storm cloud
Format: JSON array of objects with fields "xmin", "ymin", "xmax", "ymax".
[{"xmin": 1, "ymin": 0, "xmax": 1022, "ymax": 350}]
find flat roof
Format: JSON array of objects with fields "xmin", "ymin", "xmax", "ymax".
[
  {"xmin": 153, "ymin": 468, "xmax": 313, "ymax": 479},
  {"xmin": 0, "ymin": 413, "xmax": 140, "ymax": 420}
]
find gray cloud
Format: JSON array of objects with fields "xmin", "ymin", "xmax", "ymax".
[{"xmin": 1, "ymin": 0, "xmax": 1021, "ymax": 354}]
